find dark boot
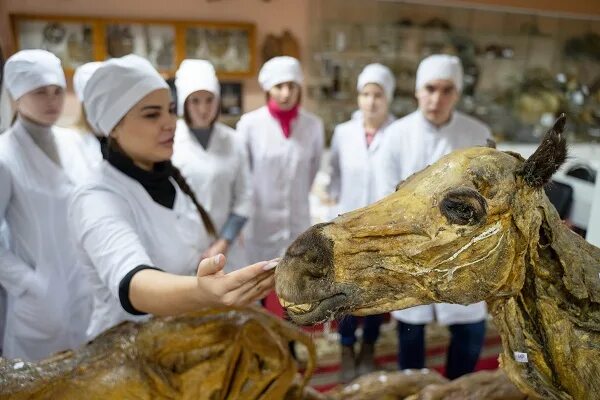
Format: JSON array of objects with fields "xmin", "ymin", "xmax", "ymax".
[
  {"xmin": 356, "ymin": 342, "xmax": 376, "ymax": 376},
  {"xmin": 340, "ymin": 344, "xmax": 357, "ymax": 383}
]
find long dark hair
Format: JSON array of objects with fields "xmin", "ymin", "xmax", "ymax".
[{"xmin": 171, "ymin": 165, "xmax": 217, "ymax": 238}]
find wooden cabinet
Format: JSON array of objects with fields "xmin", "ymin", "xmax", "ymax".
[{"xmin": 12, "ymin": 14, "xmax": 257, "ymax": 79}]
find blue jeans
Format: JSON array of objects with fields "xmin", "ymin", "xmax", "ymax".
[
  {"xmin": 396, "ymin": 320, "xmax": 486, "ymax": 379},
  {"xmin": 338, "ymin": 314, "xmax": 384, "ymax": 346}
]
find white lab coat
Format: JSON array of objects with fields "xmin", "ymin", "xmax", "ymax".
[
  {"xmin": 328, "ymin": 114, "xmax": 396, "ymax": 217},
  {"xmin": 237, "ymin": 106, "xmax": 324, "ymax": 262},
  {"xmin": 69, "ymin": 161, "xmax": 210, "ymax": 339},
  {"xmin": 0, "ymin": 120, "xmax": 92, "ymax": 361},
  {"xmin": 382, "ymin": 110, "xmax": 492, "ymax": 325},
  {"xmin": 65, "ymin": 130, "xmax": 103, "ymax": 182},
  {"xmin": 172, "ymin": 120, "xmax": 252, "ymax": 272}
]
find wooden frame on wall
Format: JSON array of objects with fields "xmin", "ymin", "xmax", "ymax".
[{"xmin": 11, "ymin": 14, "xmax": 257, "ymax": 79}]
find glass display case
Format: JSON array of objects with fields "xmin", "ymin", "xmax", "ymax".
[
  {"xmin": 185, "ymin": 26, "xmax": 252, "ymax": 74},
  {"xmin": 13, "ymin": 15, "xmax": 257, "ymax": 78},
  {"xmin": 15, "ymin": 18, "xmax": 95, "ymax": 69},
  {"xmin": 105, "ymin": 23, "xmax": 175, "ymax": 70},
  {"xmin": 307, "ymin": 0, "xmax": 600, "ymax": 144}
]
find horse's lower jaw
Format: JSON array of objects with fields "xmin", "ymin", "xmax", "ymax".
[
  {"xmin": 282, "ymin": 294, "xmax": 349, "ymax": 325},
  {"xmin": 351, "ymin": 297, "xmax": 427, "ymax": 316},
  {"xmin": 351, "ymin": 304, "xmax": 390, "ymax": 316}
]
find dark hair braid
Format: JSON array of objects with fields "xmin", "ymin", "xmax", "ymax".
[{"xmin": 171, "ymin": 166, "xmax": 218, "ymax": 238}]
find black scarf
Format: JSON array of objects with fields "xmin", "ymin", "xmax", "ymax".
[
  {"xmin": 96, "ymin": 135, "xmax": 108, "ymax": 159},
  {"xmin": 106, "ymin": 144, "xmax": 176, "ymax": 209}
]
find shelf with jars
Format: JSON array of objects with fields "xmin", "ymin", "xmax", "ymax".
[{"xmin": 306, "ymin": 1, "xmax": 600, "ymax": 145}]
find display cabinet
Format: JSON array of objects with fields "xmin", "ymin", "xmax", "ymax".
[
  {"xmin": 307, "ymin": 0, "xmax": 600, "ymax": 144},
  {"xmin": 12, "ymin": 15, "xmax": 257, "ymax": 79}
]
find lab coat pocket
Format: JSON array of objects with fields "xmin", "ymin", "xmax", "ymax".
[{"xmin": 13, "ymin": 268, "xmax": 64, "ymax": 340}]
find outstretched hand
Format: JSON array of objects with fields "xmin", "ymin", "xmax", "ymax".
[{"xmin": 196, "ymin": 254, "xmax": 278, "ymax": 307}]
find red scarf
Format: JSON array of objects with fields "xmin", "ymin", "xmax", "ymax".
[
  {"xmin": 365, "ymin": 128, "xmax": 376, "ymax": 148},
  {"xmin": 267, "ymin": 99, "xmax": 299, "ymax": 139}
]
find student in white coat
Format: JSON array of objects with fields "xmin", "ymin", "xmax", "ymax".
[
  {"xmin": 0, "ymin": 50, "xmax": 92, "ymax": 361},
  {"xmin": 237, "ymin": 56, "xmax": 324, "ymax": 263},
  {"xmin": 328, "ymin": 63, "xmax": 396, "ymax": 382},
  {"xmin": 70, "ymin": 55, "xmax": 276, "ymax": 339},
  {"xmin": 380, "ymin": 54, "xmax": 492, "ymax": 379},
  {"xmin": 172, "ymin": 59, "xmax": 252, "ymax": 273}
]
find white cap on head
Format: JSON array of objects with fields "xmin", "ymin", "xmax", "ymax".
[
  {"xmin": 415, "ymin": 54, "xmax": 463, "ymax": 93},
  {"xmin": 258, "ymin": 56, "xmax": 303, "ymax": 91},
  {"xmin": 73, "ymin": 61, "xmax": 104, "ymax": 102},
  {"xmin": 357, "ymin": 63, "xmax": 395, "ymax": 102},
  {"xmin": 3, "ymin": 49, "xmax": 66, "ymax": 100},
  {"xmin": 175, "ymin": 59, "xmax": 220, "ymax": 117},
  {"xmin": 83, "ymin": 54, "xmax": 168, "ymax": 137}
]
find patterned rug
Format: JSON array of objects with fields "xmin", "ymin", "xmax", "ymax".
[{"xmin": 294, "ymin": 317, "xmax": 502, "ymax": 393}]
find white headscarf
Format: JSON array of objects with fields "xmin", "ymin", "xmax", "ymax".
[
  {"xmin": 175, "ymin": 59, "xmax": 220, "ymax": 117},
  {"xmin": 357, "ymin": 63, "xmax": 396, "ymax": 102},
  {"xmin": 415, "ymin": 54, "xmax": 463, "ymax": 93},
  {"xmin": 0, "ymin": 50, "xmax": 67, "ymax": 132},
  {"xmin": 258, "ymin": 56, "xmax": 303, "ymax": 91},
  {"xmin": 73, "ymin": 61, "xmax": 104, "ymax": 102},
  {"xmin": 83, "ymin": 54, "xmax": 169, "ymax": 137},
  {"xmin": 3, "ymin": 49, "xmax": 66, "ymax": 101},
  {"xmin": 0, "ymin": 85, "xmax": 13, "ymax": 133}
]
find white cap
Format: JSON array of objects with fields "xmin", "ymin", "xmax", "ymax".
[
  {"xmin": 73, "ymin": 61, "xmax": 103, "ymax": 102},
  {"xmin": 258, "ymin": 56, "xmax": 303, "ymax": 91},
  {"xmin": 3, "ymin": 49, "xmax": 66, "ymax": 100},
  {"xmin": 357, "ymin": 63, "xmax": 395, "ymax": 102},
  {"xmin": 415, "ymin": 54, "xmax": 463, "ymax": 93},
  {"xmin": 175, "ymin": 59, "xmax": 220, "ymax": 117},
  {"xmin": 83, "ymin": 54, "xmax": 169, "ymax": 137},
  {"xmin": 0, "ymin": 85, "xmax": 13, "ymax": 132}
]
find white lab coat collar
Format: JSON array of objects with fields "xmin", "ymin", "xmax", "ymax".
[
  {"xmin": 175, "ymin": 119, "xmax": 220, "ymax": 153},
  {"xmin": 416, "ymin": 109, "xmax": 457, "ymax": 133},
  {"xmin": 354, "ymin": 113, "xmax": 395, "ymax": 152},
  {"xmin": 11, "ymin": 119, "xmax": 72, "ymax": 188}
]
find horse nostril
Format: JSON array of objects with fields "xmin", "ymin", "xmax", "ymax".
[
  {"xmin": 286, "ymin": 239, "xmax": 309, "ymax": 258},
  {"xmin": 284, "ymin": 223, "xmax": 334, "ymax": 279},
  {"xmin": 303, "ymin": 251, "xmax": 327, "ymax": 278}
]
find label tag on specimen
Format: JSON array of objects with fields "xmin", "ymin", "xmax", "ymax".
[{"xmin": 514, "ymin": 351, "xmax": 528, "ymax": 363}]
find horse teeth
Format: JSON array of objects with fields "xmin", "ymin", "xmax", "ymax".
[
  {"xmin": 278, "ymin": 299, "xmax": 315, "ymax": 314},
  {"xmin": 288, "ymin": 303, "xmax": 314, "ymax": 313},
  {"xmin": 279, "ymin": 299, "xmax": 293, "ymax": 308},
  {"xmin": 297, "ymin": 304, "xmax": 312, "ymax": 312}
]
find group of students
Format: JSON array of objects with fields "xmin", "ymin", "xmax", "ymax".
[
  {"xmin": 328, "ymin": 55, "xmax": 492, "ymax": 383},
  {"xmin": 0, "ymin": 46, "xmax": 493, "ymax": 383},
  {"xmin": 0, "ymin": 50, "xmax": 322, "ymax": 361}
]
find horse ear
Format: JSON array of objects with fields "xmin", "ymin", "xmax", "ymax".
[{"xmin": 518, "ymin": 114, "xmax": 568, "ymax": 187}]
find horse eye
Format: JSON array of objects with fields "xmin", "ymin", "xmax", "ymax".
[{"xmin": 440, "ymin": 187, "xmax": 487, "ymax": 225}]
